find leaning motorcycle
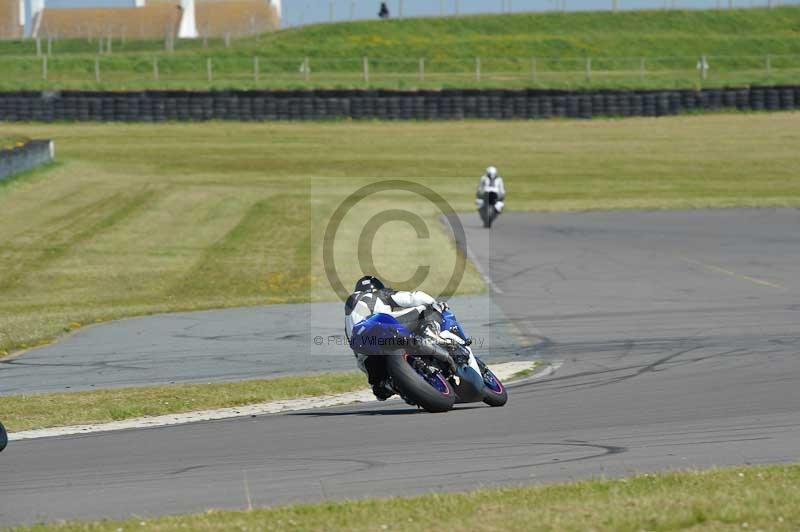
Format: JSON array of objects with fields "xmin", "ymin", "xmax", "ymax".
[
  {"xmin": 476, "ymin": 187, "xmax": 504, "ymax": 228},
  {"xmin": 350, "ymin": 309, "xmax": 507, "ymax": 413}
]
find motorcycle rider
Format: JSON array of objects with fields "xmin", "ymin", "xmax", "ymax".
[
  {"xmin": 345, "ymin": 275, "xmax": 456, "ymax": 401},
  {"xmin": 476, "ymin": 165, "xmax": 506, "ymax": 214}
]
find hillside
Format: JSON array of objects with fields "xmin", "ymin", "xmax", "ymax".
[{"xmin": 0, "ymin": 7, "xmax": 799, "ymax": 90}]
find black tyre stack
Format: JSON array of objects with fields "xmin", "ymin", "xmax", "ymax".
[{"xmin": 0, "ymin": 86, "xmax": 799, "ymax": 121}]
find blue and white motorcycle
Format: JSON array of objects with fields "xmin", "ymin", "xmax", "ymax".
[{"xmin": 350, "ymin": 309, "xmax": 507, "ymax": 413}]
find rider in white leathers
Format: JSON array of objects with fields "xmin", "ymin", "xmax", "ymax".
[
  {"xmin": 345, "ymin": 276, "xmax": 453, "ymax": 400},
  {"xmin": 476, "ymin": 165, "xmax": 506, "ymax": 213}
]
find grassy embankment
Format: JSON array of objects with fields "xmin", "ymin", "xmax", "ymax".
[
  {"xmin": 1, "ymin": 7, "xmax": 799, "ymax": 89},
  {"xmin": 7, "ymin": 463, "xmax": 800, "ymax": 531}
]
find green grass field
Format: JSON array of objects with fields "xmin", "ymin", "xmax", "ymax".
[
  {"xmin": 1, "ymin": 113, "xmax": 799, "ymax": 356},
  {"xmin": 7, "ymin": 463, "xmax": 799, "ymax": 531},
  {"xmin": 1, "ymin": 7, "xmax": 799, "ymax": 90}
]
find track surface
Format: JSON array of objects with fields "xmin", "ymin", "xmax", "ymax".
[
  {"xmin": 2, "ymin": 208, "xmax": 800, "ymax": 525},
  {"xmin": 0, "ymin": 296, "xmax": 517, "ymax": 395}
]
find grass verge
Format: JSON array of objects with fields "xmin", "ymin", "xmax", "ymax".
[
  {"xmin": 0, "ymin": 136, "xmax": 28, "ymax": 150},
  {"xmin": 0, "ymin": 372, "xmax": 365, "ymax": 433},
  {"xmin": 1, "ymin": 113, "xmax": 799, "ymax": 355},
  {"xmin": 509, "ymin": 362, "xmax": 542, "ymax": 380},
  {"xmin": 6, "ymin": 463, "xmax": 799, "ymax": 531}
]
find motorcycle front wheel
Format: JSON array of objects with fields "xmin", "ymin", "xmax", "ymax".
[
  {"xmin": 387, "ymin": 353, "xmax": 455, "ymax": 413},
  {"xmin": 480, "ymin": 206, "xmax": 496, "ymax": 228},
  {"xmin": 477, "ymin": 359, "xmax": 508, "ymax": 407}
]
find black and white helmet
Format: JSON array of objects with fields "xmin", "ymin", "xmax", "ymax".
[
  {"xmin": 354, "ymin": 275, "xmax": 385, "ymax": 293},
  {"xmin": 486, "ymin": 166, "xmax": 498, "ymax": 180}
]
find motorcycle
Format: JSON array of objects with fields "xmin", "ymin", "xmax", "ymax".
[
  {"xmin": 350, "ymin": 309, "xmax": 508, "ymax": 413},
  {"xmin": 476, "ymin": 187, "xmax": 504, "ymax": 228}
]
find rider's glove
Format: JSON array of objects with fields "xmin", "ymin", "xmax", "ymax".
[{"xmin": 432, "ymin": 301, "xmax": 449, "ymax": 314}]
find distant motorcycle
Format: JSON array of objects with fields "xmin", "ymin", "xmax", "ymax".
[
  {"xmin": 350, "ymin": 308, "xmax": 507, "ymax": 413},
  {"xmin": 476, "ymin": 187, "xmax": 504, "ymax": 228},
  {"xmin": 0, "ymin": 421, "xmax": 7, "ymax": 452}
]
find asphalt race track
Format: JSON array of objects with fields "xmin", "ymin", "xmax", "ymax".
[
  {"xmin": 2, "ymin": 208, "xmax": 799, "ymax": 526},
  {"xmin": 0, "ymin": 297, "xmax": 518, "ymax": 396}
]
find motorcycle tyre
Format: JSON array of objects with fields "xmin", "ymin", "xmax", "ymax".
[
  {"xmin": 477, "ymin": 360, "xmax": 508, "ymax": 407},
  {"xmin": 387, "ymin": 354, "xmax": 456, "ymax": 413}
]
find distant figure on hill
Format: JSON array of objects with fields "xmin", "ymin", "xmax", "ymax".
[{"xmin": 379, "ymin": 2, "xmax": 390, "ymax": 19}]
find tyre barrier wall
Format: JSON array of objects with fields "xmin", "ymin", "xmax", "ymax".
[
  {"xmin": 0, "ymin": 87, "xmax": 797, "ymax": 122},
  {"xmin": 0, "ymin": 139, "xmax": 54, "ymax": 182}
]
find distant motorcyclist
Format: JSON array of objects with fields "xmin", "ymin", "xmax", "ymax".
[
  {"xmin": 476, "ymin": 166, "xmax": 506, "ymax": 228},
  {"xmin": 345, "ymin": 276, "xmax": 455, "ymax": 400},
  {"xmin": 476, "ymin": 166, "xmax": 506, "ymax": 211}
]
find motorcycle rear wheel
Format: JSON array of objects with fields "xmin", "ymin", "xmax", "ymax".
[{"xmin": 387, "ymin": 353, "xmax": 455, "ymax": 413}]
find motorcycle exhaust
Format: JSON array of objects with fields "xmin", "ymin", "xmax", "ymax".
[{"xmin": 410, "ymin": 335, "xmax": 456, "ymax": 373}]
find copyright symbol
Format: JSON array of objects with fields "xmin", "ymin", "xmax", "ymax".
[
  {"xmin": 322, "ymin": 180, "xmax": 467, "ymax": 302},
  {"xmin": 313, "ymin": 336, "xmax": 324, "ymax": 346}
]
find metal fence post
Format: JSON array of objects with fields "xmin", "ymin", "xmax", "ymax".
[
  {"xmin": 47, "ymin": 36, "xmax": 52, "ymax": 56},
  {"xmin": 254, "ymin": 56, "xmax": 260, "ymax": 82},
  {"xmin": 613, "ymin": 0, "xmax": 619, "ymax": 11},
  {"xmin": 304, "ymin": 56, "xmax": 310, "ymax": 82},
  {"xmin": 476, "ymin": 57, "xmax": 481, "ymax": 82},
  {"xmin": 329, "ymin": 0, "xmax": 334, "ymax": 22},
  {"xmin": 585, "ymin": 57, "xmax": 591, "ymax": 82},
  {"xmin": 399, "ymin": 0, "xmax": 404, "ymax": 18},
  {"xmin": 35, "ymin": 37, "xmax": 41, "ymax": 57},
  {"xmin": 207, "ymin": 57, "xmax": 213, "ymax": 82},
  {"xmin": 419, "ymin": 58, "xmax": 425, "ymax": 81},
  {"xmin": 153, "ymin": 57, "xmax": 159, "ymax": 81},
  {"xmin": 95, "ymin": 56, "xmax": 100, "ymax": 82},
  {"xmin": 42, "ymin": 56, "xmax": 47, "ymax": 81},
  {"xmin": 699, "ymin": 55, "xmax": 708, "ymax": 81},
  {"xmin": 363, "ymin": 56, "xmax": 369, "ymax": 83}
]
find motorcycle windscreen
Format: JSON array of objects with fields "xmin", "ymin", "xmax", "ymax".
[
  {"xmin": 349, "ymin": 313, "xmax": 413, "ymax": 357},
  {"xmin": 441, "ymin": 309, "xmax": 467, "ymax": 342}
]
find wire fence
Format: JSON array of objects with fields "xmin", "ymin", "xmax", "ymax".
[{"xmin": 2, "ymin": 54, "xmax": 799, "ymax": 88}]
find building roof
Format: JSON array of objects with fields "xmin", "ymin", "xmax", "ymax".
[
  {"xmin": 0, "ymin": 0, "xmax": 22, "ymax": 39},
  {"xmin": 38, "ymin": 3, "xmax": 182, "ymax": 39},
  {"xmin": 34, "ymin": 0, "xmax": 278, "ymax": 39}
]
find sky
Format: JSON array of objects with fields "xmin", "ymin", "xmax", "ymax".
[
  {"xmin": 38, "ymin": 0, "xmax": 799, "ymax": 27},
  {"xmin": 280, "ymin": 0, "xmax": 796, "ymax": 26}
]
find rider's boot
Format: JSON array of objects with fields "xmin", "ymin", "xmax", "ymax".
[{"xmin": 372, "ymin": 381, "xmax": 394, "ymax": 401}]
